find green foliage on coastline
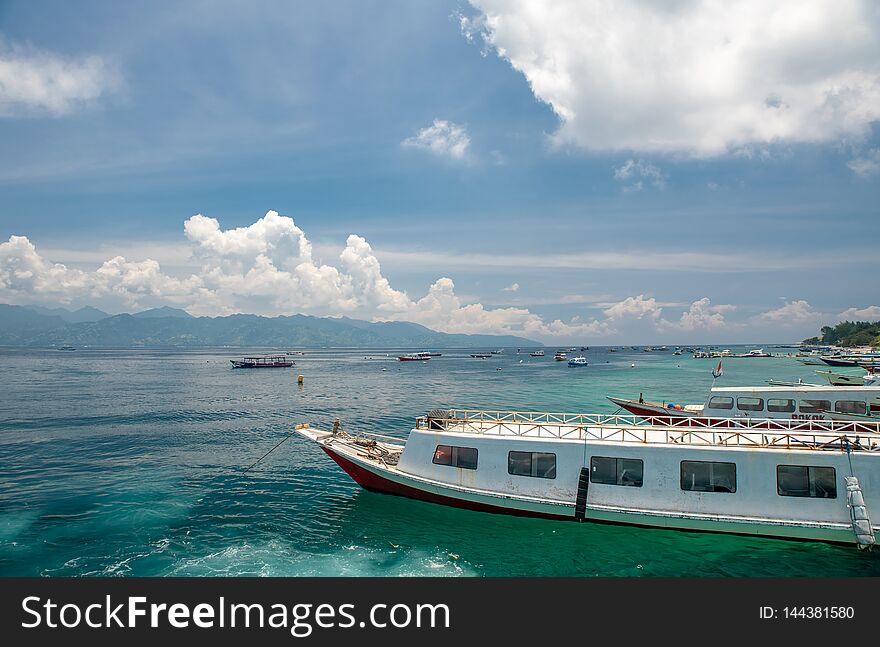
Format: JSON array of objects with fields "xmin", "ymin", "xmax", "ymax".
[{"xmin": 803, "ymin": 321, "xmax": 880, "ymax": 348}]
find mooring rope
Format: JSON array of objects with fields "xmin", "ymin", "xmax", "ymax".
[{"xmin": 243, "ymin": 431, "xmax": 298, "ymax": 473}]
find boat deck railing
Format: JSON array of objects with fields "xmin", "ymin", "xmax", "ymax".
[{"xmin": 414, "ymin": 409, "xmax": 880, "ymax": 452}]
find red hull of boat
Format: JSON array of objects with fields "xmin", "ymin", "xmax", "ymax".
[{"xmin": 320, "ymin": 446, "xmax": 570, "ymax": 521}]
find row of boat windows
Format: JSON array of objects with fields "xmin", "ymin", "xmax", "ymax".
[
  {"xmin": 432, "ymin": 445, "xmax": 556, "ymax": 478},
  {"xmin": 707, "ymin": 396, "xmax": 872, "ymax": 415},
  {"xmin": 592, "ymin": 458, "xmax": 837, "ymax": 498},
  {"xmin": 432, "ymin": 445, "xmax": 837, "ymax": 498}
]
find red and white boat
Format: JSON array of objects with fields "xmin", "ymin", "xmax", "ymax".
[
  {"xmin": 398, "ymin": 352, "xmax": 430, "ymax": 361},
  {"xmin": 608, "ymin": 385, "xmax": 880, "ymax": 424},
  {"xmin": 295, "ymin": 409, "xmax": 880, "ymax": 545}
]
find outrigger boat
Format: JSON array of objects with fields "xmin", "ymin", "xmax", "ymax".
[
  {"xmin": 816, "ymin": 370, "xmax": 880, "ymax": 387},
  {"xmin": 230, "ymin": 355, "xmax": 294, "ymax": 368},
  {"xmin": 295, "ymin": 410, "xmax": 879, "ymax": 546}
]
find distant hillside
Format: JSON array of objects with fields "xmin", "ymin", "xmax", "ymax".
[
  {"xmin": 803, "ymin": 321, "xmax": 880, "ymax": 348},
  {"xmin": 132, "ymin": 306, "xmax": 194, "ymax": 319},
  {"xmin": 0, "ymin": 305, "xmax": 68, "ymax": 343},
  {"xmin": 25, "ymin": 305, "xmax": 110, "ymax": 323},
  {"xmin": 0, "ymin": 304, "xmax": 539, "ymax": 348}
]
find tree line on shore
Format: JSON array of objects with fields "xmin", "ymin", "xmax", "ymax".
[{"xmin": 803, "ymin": 321, "xmax": 880, "ymax": 348}]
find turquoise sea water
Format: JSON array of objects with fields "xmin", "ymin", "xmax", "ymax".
[{"xmin": 1, "ymin": 345, "xmax": 878, "ymax": 577}]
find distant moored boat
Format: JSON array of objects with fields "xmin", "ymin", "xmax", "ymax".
[{"xmin": 230, "ymin": 355, "xmax": 294, "ymax": 368}]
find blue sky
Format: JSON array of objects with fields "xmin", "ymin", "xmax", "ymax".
[{"xmin": 0, "ymin": 0, "xmax": 878, "ymax": 343}]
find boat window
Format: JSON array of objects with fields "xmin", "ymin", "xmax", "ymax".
[
  {"xmin": 777, "ymin": 465, "xmax": 836, "ymax": 499},
  {"xmin": 680, "ymin": 461, "xmax": 736, "ymax": 493},
  {"xmin": 737, "ymin": 397, "xmax": 763, "ymax": 412},
  {"xmin": 767, "ymin": 398, "xmax": 796, "ymax": 413},
  {"xmin": 834, "ymin": 400, "xmax": 867, "ymax": 415},
  {"xmin": 799, "ymin": 399, "xmax": 831, "ymax": 414},
  {"xmin": 508, "ymin": 451, "xmax": 556, "ymax": 479},
  {"xmin": 590, "ymin": 456, "xmax": 643, "ymax": 487},
  {"xmin": 707, "ymin": 396, "xmax": 734, "ymax": 410},
  {"xmin": 432, "ymin": 445, "xmax": 478, "ymax": 470}
]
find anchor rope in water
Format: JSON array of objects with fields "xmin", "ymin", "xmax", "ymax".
[{"xmin": 243, "ymin": 431, "xmax": 298, "ymax": 473}]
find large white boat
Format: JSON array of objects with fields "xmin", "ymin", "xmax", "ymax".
[
  {"xmin": 609, "ymin": 385, "xmax": 880, "ymax": 423},
  {"xmin": 295, "ymin": 410, "xmax": 879, "ymax": 546}
]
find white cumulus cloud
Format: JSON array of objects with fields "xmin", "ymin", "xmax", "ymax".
[
  {"xmin": 464, "ymin": 0, "xmax": 880, "ymax": 156},
  {"xmin": 756, "ymin": 299, "xmax": 823, "ymax": 326},
  {"xmin": 847, "ymin": 149, "xmax": 880, "ymax": 177},
  {"xmin": 401, "ymin": 119, "xmax": 470, "ymax": 159},
  {"xmin": 659, "ymin": 297, "xmax": 735, "ymax": 331},
  {"xmin": 838, "ymin": 305, "xmax": 880, "ymax": 321},
  {"xmin": 603, "ymin": 295, "xmax": 663, "ymax": 320},
  {"xmin": 613, "ymin": 159, "xmax": 666, "ymax": 192},
  {"xmin": 0, "ymin": 40, "xmax": 118, "ymax": 116},
  {"xmin": 0, "ymin": 210, "xmax": 613, "ymax": 341}
]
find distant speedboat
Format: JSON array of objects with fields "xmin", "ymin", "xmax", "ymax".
[
  {"xmin": 57, "ymin": 345, "xmax": 76, "ymax": 351},
  {"xmin": 567, "ymin": 357, "xmax": 588, "ymax": 367},
  {"xmin": 529, "ymin": 350, "xmax": 545, "ymax": 357},
  {"xmin": 735, "ymin": 348, "xmax": 771, "ymax": 358},
  {"xmin": 470, "ymin": 353, "xmax": 492, "ymax": 359}
]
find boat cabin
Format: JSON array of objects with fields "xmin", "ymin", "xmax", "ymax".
[{"xmin": 700, "ymin": 386, "xmax": 880, "ymax": 420}]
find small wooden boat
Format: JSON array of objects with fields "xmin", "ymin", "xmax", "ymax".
[
  {"xmin": 816, "ymin": 370, "xmax": 880, "ymax": 387},
  {"xmin": 399, "ymin": 353, "xmax": 430, "ymax": 361},
  {"xmin": 231, "ymin": 355, "xmax": 294, "ymax": 368},
  {"xmin": 821, "ymin": 357, "xmax": 861, "ymax": 367}
]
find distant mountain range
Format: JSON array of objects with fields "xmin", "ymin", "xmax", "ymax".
[{"xmin": 0, "ymin": 304, "xmax": 539, "ymax": 348}]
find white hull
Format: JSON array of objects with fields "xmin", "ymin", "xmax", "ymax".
[{"xmin": 297, "ymin": 414, "xmax": 880, "ymax": 545}]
